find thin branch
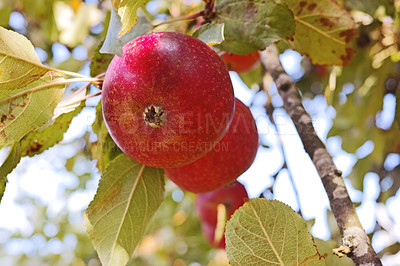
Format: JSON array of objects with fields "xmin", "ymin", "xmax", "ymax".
[
  {"xmin": 153, "ymin": 12, "xmax": 203, "ymax": 28},
  {"xmin": 0, "ymin": 78, "xmax": 101, "ymax": 105},
  {"xmin": 260, "ymin": 45, "xmax": 382, "ymax": 265},
  {"xmin": 0, "ymin": 51, "xmax": 90, "ymax": 79},
  {"xmin": 264, "ymin": 89, "xmax": 303, "ymax": 216},
  {"xmin": 56, "ymin": 91, "xmax": 102, "ymax": 109},
  {"xmin": 62, "ymin": 72, "xmax": 105, "ymax": 102}
]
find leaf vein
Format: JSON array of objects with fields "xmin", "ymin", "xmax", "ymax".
[
  {"xmin": 294, "ymin": 16, "xmax": 345, "ymax": 45},
  {"xmin": 250, "ymin": 202, "xmax": 284, "ymax": 265},
  {"xmin": 108, "ymin": 164, "xmax": 146, "ymax": 264}
]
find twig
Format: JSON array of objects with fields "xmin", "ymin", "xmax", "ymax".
[
  {"xmin": 64, "ymin": 72, "xmax": 105, "ymax": 100},
  {"xmin": 0, "ymin": 51, "xmax": 91, "ymax": 79},
  {"xmin": 153, "ymin": 12, "xmax": 203, "ymax": 28},
  {"xmin": 0, "ymin": 78, "xmax": 101, "ymax": 105},
  {"xmin": 56, "ymin": 91, "xmax": 102, "ymax": 109},
  {"xmin": 264, "ymin": 88, "xmax": 303, "ymax": 216},
  {"xmin": 153, "ymin": 0, "xmax": 215, "ymax": 28},
  {"xmin": 260, "ymin": 45, "xmax": 382, "ymax": 265}
]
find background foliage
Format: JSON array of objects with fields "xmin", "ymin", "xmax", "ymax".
[{"xmin": 0, "ymin": 0, "xmax": 399, "ymax": 265}]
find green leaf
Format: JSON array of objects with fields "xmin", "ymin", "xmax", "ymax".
[
  {"xmin": 193, "ymin": 23, "xmax": 225, "ymax": 45},
  {"xmin": 279, "ymin": 0, "xmax": 357, "ymax": 65},
  {"xmin": 111, "ymin": 0, "xmax": 151, "ymax": 38},
  {"xmin": 84, "ymin": 154, "xmax": 165, "ymax": 266},
  {"xmin": 344, "ymin": 0, "xmax": 394, "ymax": 17},
  {"xmin": 0, "ymin": 4, "xmax": 12, "ymax": 26},
  {"xmin": 0, "ymin": 143, "xmax": 21, "ymax": 203},
  {"xmin": 91, "ymin": 101, "xmax": 122, "ymax": 172},
  {"xmin": 238, "ymin": 64, "xmax": 263, "ymax": 89},
  {"xmin": 215, "ymin": 0, "xmax": 295, "ymax": 55},
  {"xmin": 19, "ymin": 101, "xmax": 85, "ymax": 157},
  {"xmin": 101, "ymin": 8, "xmax": 152, "ymax": 57},
  {"xmin": 0, "ymin": 74, "xmax": 65, "ymax": 149},
  {"xmin": 225, "ymin": 199, "xmax": 324, "ymax": 265},
  {"xmin": 90, "ymin": 41, "xmax": 114, "ymax": 78},
  {"xmin": 0, "ymin": 26, "xmax": 48, "ymax": 90},
  {"xmin": 314, "ymin": 238, "xmax": 354, "ymax": 266}
]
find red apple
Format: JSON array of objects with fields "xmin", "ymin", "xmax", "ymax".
[
  {"xmin": 195, "ymin": 181, "xmax": 249, "ymax": 226},
  {"xmin": 102, "ymin": 32, "xmax": 235, "ymax": 168},
  {"xmin": 221, "ymin": 51, "xmax": 260, "ymax": 73},
  {"xmin": 201, "ymin": 221, "xmax": 226, "ymax": 249},
  {"xmin": 196, "ymin": 181, "xmax": 248, "ymax": 249},
  {"xmin": 164, "ymin": 99, "xmax": 258, "ymax": 193},
  {"xmin": 314, "ymin": 64, "xmax": 329, "ymax": 77}
]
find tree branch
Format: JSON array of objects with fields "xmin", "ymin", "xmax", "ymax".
[{"xmin": 260, "ymin": 45, "xmax": 382, "ymax": 265}]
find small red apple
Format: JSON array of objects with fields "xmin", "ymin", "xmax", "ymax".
[
  {"xmin": 102, "ymin": 32, "xmax": 235, "ymax": 168},
  {"xmin": 221, "ymin": 51, "xmax": 260, "ymax": 73},
  {"xmin": 201, "ymin": 221, "xmax": 225, "ymax": 249},
  {"xmin": 196, "ymin": 181, "xmax": 248, "ymax": 226},
  {"xmin": 196, "ymin": 181, "xmax": 248, "ymax": 248},
  {"xmin": 164, "ymin": 99, "xmax": 258, "ymax": 193},
  {"xmin": 314, "ymin": 64, "xmax": 329, "ymax": 77}
]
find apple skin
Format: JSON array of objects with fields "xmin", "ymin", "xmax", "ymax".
[
  {"xmin": 196, "ymin": 181, "xmax": 248, "ymax": 226},
  {"xmin": 201, "ymin": 221, "xmax": 226, "ymax": 249},
  {"xmin": 164, "ymin": 99, "xmax": 258, "ymax": 193},
  {"xmin": 196, "ymin": 181, "xmax": 248, "ymax": 248},
  {"xmin": 102, "ymin": 32, "xmax": 235, "ymax": 168},
  {"xmin": 221, "ymin": 52, "xmax": 260, "ymax": 73}
]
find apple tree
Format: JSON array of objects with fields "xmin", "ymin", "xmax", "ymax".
[{"xmin": 0, "ymin": 0, "xmax": 399, "ymax": 265}]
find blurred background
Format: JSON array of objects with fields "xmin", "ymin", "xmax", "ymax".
[{"xmin": 0, "ymin": 0, "xmax": 399, "ymax": 265}]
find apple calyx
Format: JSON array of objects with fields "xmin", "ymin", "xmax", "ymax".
[{"xmin": 143, "ymin": 105, "xmax": 166, "ymax": 128}]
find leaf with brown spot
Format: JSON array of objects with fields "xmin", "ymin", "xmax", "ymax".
[
  {"xmin": 0, "ymin": 74, "xmax": 65, "ymax": 149},
  {"xmin": 215, "ymin": 0, "xmax": 295, "ymax": 54},
  {"xmin": 20, "ymin": 101, "xmax": 85, "ymax": 157},
  {"xmin": 0, "ymin": 27, "xmax": 48, "ymax": 90},
  {"xmin": 277, "ymin": 0, "xmax": 358, "ymax": 65}
]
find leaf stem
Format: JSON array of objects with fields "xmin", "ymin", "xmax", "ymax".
[
  {"xmin": 56, "ymin": 91, "xmax": 102, "ymax": 109},
  {"xmin": 65, "ymin": 72, "xmax": 105, "ymax": 100},
  {"xmin": 153, "ymin": 12, "xmax": 203, "ymax": 28},
  {"xmin": 0, "ymin": 78, "xmax": 101, "ymax": 105},
  {"xmin": 0, "ymin": 51, "xmax": 91, "ymax": 79},
  {"xmin": 46, "ymin": 67, "xmax": 90, "ymax": 79}
]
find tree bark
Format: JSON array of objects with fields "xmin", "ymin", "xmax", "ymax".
[{"xmin": 260, "ymin": 45, "xmax": 382, "ymax": 265}]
